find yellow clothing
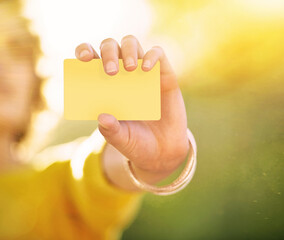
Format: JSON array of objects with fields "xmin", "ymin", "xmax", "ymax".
[{"xmin": 0, "ymin": 129, "xmax": 144, "ymax": 240}]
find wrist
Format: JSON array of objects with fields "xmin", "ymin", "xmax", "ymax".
[
  {"xmin": 101, "ymin": 128, "xmax": 197, "ymax": 195},
  {"xmin": 101, "ymin": 142, "xmax": 185, "ymax": 193},
  {"xmin": 130, "ymin": 159, "xmax": 184, "ymax": 184},
  {"xmin": 122, "ymin": 128, "xmax": 197, "ymax": 195},
  {"xmin": 101, "ymin": 142, "xmax": 143, "ymax": 192}
]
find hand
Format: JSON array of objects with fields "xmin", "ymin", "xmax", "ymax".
[{"xmin": 75, "ymin": 35, "xmax": 189, "ymax": 175}]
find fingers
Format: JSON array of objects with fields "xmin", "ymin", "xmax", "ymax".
[
  {"xmin": 75, "ymin": 38, "xmax": 177, "ymax": 92},
  {"xmin": 75, "ymin": 35, "xmax": 145, "ymax": 76},
  {"xmin": 142, "ymin": 46, "xmax": 178, "ymax": 92},
  {"xmin": 75, "ymin": 43, "xmax": 100, "ymax": 61},
  {"xmin": 100, "ymin": 38, "xmax": 121, "ymax": 76},
  {"xmin": 121, "ymin": 35, "xmax": 144, "ymax": 71}
]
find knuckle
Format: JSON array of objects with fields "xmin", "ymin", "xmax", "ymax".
[
  {"xmin": 82, "ymin": 42, "xmax": 91, "ymax": 48},
  {"xmin": 77, "ymin": 42, "xmax": 86, "ymax": 48},
  {"xmin": 151, "ymin": 45, "xmax": 165, "ymax": 57},
  {"xmin": 121, "ymin": 35, "xmax": 138, "ymax": 48},
  {"xmin": 100, "ymin": 38, "xmax": 116, "ymax": 50},
  {"xmin": 121, "ymin": 34, "xmax": 137, "ymax": 42},
  {"xmin": 75, "ymin": 42, "xmax": 89, "ymax": 53},
  {"xmin": 152, "ymin": 45, "xmax": 164, "ymax": 52}
]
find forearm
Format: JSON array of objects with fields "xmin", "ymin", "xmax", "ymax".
[{"xmin": 101, "ymin": 143, "xmax": 181, "ymax": 192}]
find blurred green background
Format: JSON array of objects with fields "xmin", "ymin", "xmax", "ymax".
[
  {"xmin": 122, "ymin": 70, "xmax": 284, "ymax": 240},
  {"xmin": 23, "ymin": 0, "xmax": 284, "ymax": 239}
]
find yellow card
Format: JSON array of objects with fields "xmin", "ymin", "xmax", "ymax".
[{"xmin": 64, "ymin": 59, "xmax": 161, "ymax": 120}]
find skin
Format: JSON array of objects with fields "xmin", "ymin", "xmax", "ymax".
[
  {"xmin": 75, "ymin": 35, "xmax": 190, "ymax": 192},
  {"xmin": 0, "ymin": 33, "xmax": 190, "ymax": 194}
]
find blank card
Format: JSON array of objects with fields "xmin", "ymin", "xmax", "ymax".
[{"xmin": 64, "ymin": 59, "xmax": 161, "ymax": 120}]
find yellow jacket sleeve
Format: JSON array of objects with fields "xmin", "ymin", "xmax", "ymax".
[{"xmin": 0, "ymin": 129, "xmax": 145, "ymax": 240}]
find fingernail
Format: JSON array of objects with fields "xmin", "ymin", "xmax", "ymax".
[
  {"xmin": 98, "ymin": 114, "xmax": 109, "ymax": 129},
  {"xmin": 106, "ymin": 61, "xmax": 117, "ymax": 74},
  {"xmin": 80, "ymin": 50, "xmax": 90, "ymax": 58},
  {"xmin": 98, "ymin": 120, "xmax": 109, "ymax": 129},
  {"xmin": 143, "ymin": 60, "xmax": 151, "ymax": 69},
  {"xmin": 125, "ymin": 57, "xmax": 135, "ymax": 68}
]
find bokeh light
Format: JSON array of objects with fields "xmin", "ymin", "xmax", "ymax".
[{"xmin": 18, "ymin": 0, "xmax": 284, "ymax": 239}]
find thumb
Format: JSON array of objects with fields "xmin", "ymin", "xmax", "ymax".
[{"xmin": 97, "ymin": 113, "xmax": 129, "ymax": 151}]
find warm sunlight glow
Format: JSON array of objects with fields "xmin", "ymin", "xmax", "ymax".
[
  {"xmin": 238, "ymin": 0, "xmax": 284, "ymax": 15},
  {"xmin": 70, "ymin": 128, "xmax": 106, "ymax": 180},
  {"xmin": 23, "ymin": 0, "xmax": 153, "ymax": 115},
  {"xmin": 21, "ymin": 0, "xmax": 154, "ymax": 154}
]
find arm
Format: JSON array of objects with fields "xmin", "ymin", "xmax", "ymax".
[
  {"xmin": 75, "ymin": 35, "xmax": 191, "ymax": 193},
  {"xmin": 101, "ymin": 126, "xmax": 197, "ymax": 192},
  {"xmin": 101, "ymin": 142, "xmax": 179, "ymax": 192}
]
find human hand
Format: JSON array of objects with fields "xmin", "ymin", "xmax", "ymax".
[{"xmin": 75, "ymin": 35, "xmax": 189, "ymax": 175}]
